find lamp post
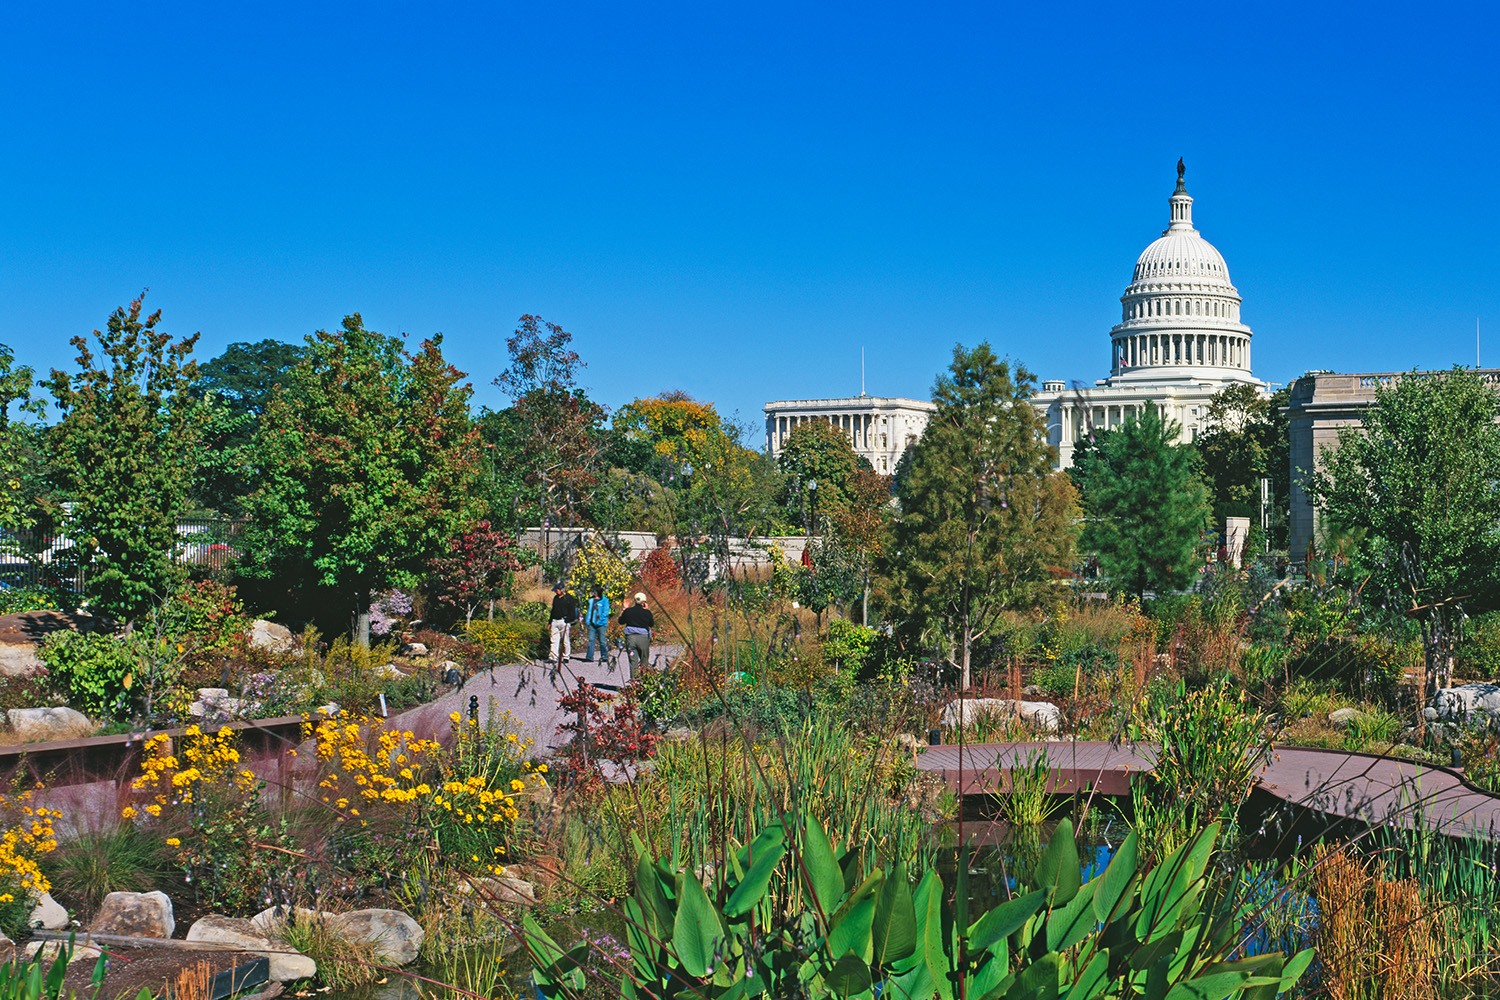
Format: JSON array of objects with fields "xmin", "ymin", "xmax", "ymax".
[{"xmin": 807, "ymin": 479, "xmax": 817, "ymax": 539}]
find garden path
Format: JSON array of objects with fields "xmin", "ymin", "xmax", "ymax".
[
  {"xmin": 388, "ymin": 643, "xmax": 684, "ymax": 755},
  {"xmin": 917, "ymin": 741, "xmax": 1500, "ymax": 840}
]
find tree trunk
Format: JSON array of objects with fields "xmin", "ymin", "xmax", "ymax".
[{"xmin": 354, "ymin": 589, "xmax": 372, "ymax": 649}]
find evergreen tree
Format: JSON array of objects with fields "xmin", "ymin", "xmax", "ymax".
[
  {"xmin": 1072, "ymin": 403, "xmax": 1209, "ymax": 598},
  {"xmin": 46, "ymin": 296, "xmax": 210, "ymax": 622},
  {"xmin": 876, "ymin": 344, "xmax": 1078, "ymax": 687}
]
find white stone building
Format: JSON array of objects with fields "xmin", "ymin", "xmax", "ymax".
[
  {"xmin": 762, "ymin": 396, "xmax": 935, "ymax": 474},
  {"xmin": 1032, "ymin": 162, "xmax": 1266, "ymax": 467}
]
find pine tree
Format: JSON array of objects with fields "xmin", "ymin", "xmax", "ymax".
[
  {"xmin": 876, "ymin": 344, "xmax": 1078, "ymax": 687},
  {"xmin": 1072, "ymin": 403, "xmax": 1210, "ymax": 598}
]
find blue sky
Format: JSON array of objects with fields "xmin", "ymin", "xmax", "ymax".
[{"xmin": 1, "ymin": 2, "xmax": 1495, "ymax": 438}]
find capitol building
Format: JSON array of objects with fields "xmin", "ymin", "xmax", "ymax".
[{"xmin": 1031, "ymin": 162, "xmax": 1265, "ymax": 467}]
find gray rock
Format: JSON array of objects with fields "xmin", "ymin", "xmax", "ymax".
[
  {"xmin": 940, "ymin": 698, "xmax": 1061, "ymax": 734},
  {"xmin": 7, "ymin": 707, "xmax": 94, "ymax": 742},
  {"xmin": 404, "ymin": 643, "xmax": 429, "ymax": 657},
  {"xmin": 1429, "ymin": 683, "xmax": 1500, "ymax": 730},
  {"xmin": 0, "ymin": 932, "xmax": 12, "ymax": 965},
  {"xmin": 189, "ymin": 688, "xmax": 248, "ymax": 719},
  {"xmin": 29, "ymin": 891, "xmax": 68, "ymax": 930},
  {"xmin": 372, "ymin": 664, "xmax": 406, "ymax": 680},
  {"xmin": 247, "ymin": 620, "xmax": 294, "ymax": 654},
  {"xmin": 315, "ymin": 702, "xmax": 342, "ymax": 717},
  {"xmin": 90, "ymin": 890, "xmax": 174, "ymax": 939},
  {"xmin": 0, "ymin": 644, "xmax": 43, "ymax": 679},
  {"xmin": 1328, "ymin": 708, "xmax": 1366, "ymax": 729},
  {"xmin": 249, "ymin": 904, "xmax": 340, "ymax": 937},
  {"xmin": 24, "ymin": 941, "xmax": 100, "ymax": 965},
  {"xmin": 333, "ymin": 908, "xmax": 423, "ymax": 965},
  {"xmin": 187, "ymin": 914, "xmax": 317, "ymax": 982}
]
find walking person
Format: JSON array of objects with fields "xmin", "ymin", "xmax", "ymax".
[
  {"xmin": 619, "ymin": 591, "xmax": 654, "ymax": 672},
  {"xmin": 549, "ymin": 583, "xmax": 578, "ymax": 666},
  {"xmin": 582, "ymin": 585, "xmax": 610, "ymax": 662}
]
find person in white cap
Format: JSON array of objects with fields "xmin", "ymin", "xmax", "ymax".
[{"xmin": 618, "ymin": 591, "xmax": 654, "ymax": 671}]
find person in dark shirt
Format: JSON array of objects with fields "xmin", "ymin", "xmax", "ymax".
[
  {"xmin": 549, "ymin": 584, "xmax": 579, "ymax": 664},
  {"xmin": 619, "ymin": 592, "xmax": 654, "ymax": 671}
]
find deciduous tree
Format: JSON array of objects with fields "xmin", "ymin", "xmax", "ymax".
[
  {"xmin": 245, "ymin": 314, "xmax": 482, "ymax": 644},
  {"xmin": 876, "ymin": 344, "xmax": 1078, "ymax": 686},
  {"xmin": 1072, "ymin": 403, "xmax": 1210, "ymax": 598},
  {"xmin": 1306, "ymin": 368, "xmax": 1500, "ymax": 691},
  {"xmin": 46, "ymin": 296, "xmax": 209, "ymax": 622},
  {"xmin": 427, "ymin": 520, "xmax": 522, "ymax": 625}
]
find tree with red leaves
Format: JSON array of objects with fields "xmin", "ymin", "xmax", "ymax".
[{"xmin": 428, "ymin": 520, "xmax": 523, "ymax": 624}]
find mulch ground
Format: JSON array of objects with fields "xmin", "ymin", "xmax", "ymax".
[{"xmin": 60, "ymin": 947, "xmax": 259, "ymax": 1000}]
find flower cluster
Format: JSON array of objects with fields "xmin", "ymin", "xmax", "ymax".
[
  {"xmin": 126, "ymin": 723, "xmax": 258, "ymax": 816},
  {"xmin": 0, "ymin": 791, "xmax": 60, "ymax": 903}
]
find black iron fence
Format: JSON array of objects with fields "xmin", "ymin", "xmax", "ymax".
[{"xmin": 0, "ymin": 517, "xmax": 250, "ymax": 593}]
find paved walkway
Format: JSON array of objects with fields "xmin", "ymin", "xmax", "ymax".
[
  {"xmin": 389, "ymin": 643, "xmax": 683, "ymax": 754},
  {"xmin": 917, "ymin": 740, "xmax": 1500, "ymax": 840}
]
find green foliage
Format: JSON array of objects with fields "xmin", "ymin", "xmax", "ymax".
[
  {"xmin": 565, "ymin": 535, "xmax": 635, "ymax": 605},
  {"xmin": 0, "ymin": 588, "xmax": 60, "ymax": 617},
  {"xmin": 1073, "ymin": 402, "xmax": 1211, "ymax": 597},
  {"xmin": 189, "ymin": 339, "xmax": 306, "ymax": 515},
  {"xmin": 152, "ymin": 579, "xmax": 251, "ymax": 659},
  {"xmin": 1458, "ymin": 610, "xmax": 1500, "ymax": 678},
  {"xmin": 1306, "ymin": 368, "xmax": 1500, "ymax": 686},
  {"xmin": 509, "ymin": 600, "xmax": 550, "ymax": 625},
  {"xmin": 525, "ymin": 816, "xmax": 1311, "ymax": 1000},
  {"xmin": 464, "ymin": 618, "xmax": 547, "ymax": 664},
  {"xmin": 0, "ymin": 344, "xmax": 46, "ymax": 550},
  {"xmin": 243, "ymin": 314, "xmax": 483, "ymax": 643},
  {"xmin": 37, "ymin": 632, "xmax": 139, "ymax": 719},
  {"xmin": 778, "ymin": 419, "xmax": 859, "ymax": 520},
  {"xmin": 1195, "ymin": 383, "xmax": 1281, "ymax": 512},
  {"xmin": 992, "ymin": 748, "xmax": 1063, "ymax": 827},
  {"xmin": 45, "ymin": 296, "xmax": 210, "ymax": 623},
  {"xmin": 878, "ymin": 344, "xmax": 1079, "ymax": 683},
  {"xmin": 40, "ymin": 824, "xmax": 168, "ymax": 914},
  {"xmin": 822, "ymin": 618, "xmax": 877, "ymax": 674}
]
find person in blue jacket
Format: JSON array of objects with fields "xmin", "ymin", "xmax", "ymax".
[{"xmin": 582, "ymin": 585, "xmax": 610, "ymax": 662}]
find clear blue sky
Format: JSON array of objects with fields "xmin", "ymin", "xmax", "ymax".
[{"xmin": 2, "ymin": 2, "xmax": 1495, "ymax": 436}]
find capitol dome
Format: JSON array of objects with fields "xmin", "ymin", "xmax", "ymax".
[{"xmin": 1108, "ymin": 163, "xmax": 1255, "ymax": 382}]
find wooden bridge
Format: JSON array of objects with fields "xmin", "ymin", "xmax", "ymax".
[{"xmin": 916, "ymin": 741, "xmax": 1500, "ymax": 840}]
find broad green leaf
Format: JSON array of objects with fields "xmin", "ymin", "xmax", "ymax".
[
  {"xmin": 913, "ymin": 872, "xmax": 953, "ymax": 1000},
  {"xmin": 725, "ymin": 822, "xmax": 786, "ymax": 917},
  {"xmin": 636, "ymin": 851, "xmax": 673, "ymax": 936},
  {"xmin": 1046, "ymin": 879, "xmax": 1099, "ymax": 952},
  {"xmin": 969, "ymin": 889, "xmax": 1045, "ymax": 953},
  {"xmin": 1012, "ymin": 951, "xmax": 1061, "ymax": 1000},
  {"xmin": 829, "ymin": 892, "xmax": 877, "ymax": 963},
  {"xmin": 1093, "ymin": 832, "xmax": 1137, "ymax": 923},
  {"xmin": 1064, "ymin": 949, "xmax": 1110, "ymax": 1000},
  {"xmin": 823, "ymin": 954, "xmax": 874, "ymax": 997},
  {"xmin": 874, "ymin": 864, "xmax": 918, "ymax": 967},
  {"xmin": 801, "ymin": 815, "xmax": 846, "ymax": 919},
  {"xmin": 673, "ymin": 871, "xmax": 722, "ymax": 979},
  {"xmin": 887, "ymin": 954, "xmax": 936, "ymax": 1000},
  {"xmin": 1034, "ymin": 818, "xmax": 1082, "ymax": 906},
  {"xmin": 1164, "ymin": 971, "xmax": 1253, "ymax": 1000},
  {"xmin": 523, "ymin": 913, "xmax": 587, "ymax": 996}
]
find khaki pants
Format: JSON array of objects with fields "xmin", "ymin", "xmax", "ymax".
[
  {"xmin": 550, "ymin": 619, "xmax": 572, "ymax": 661},
  {"xmin": 625, "ymin": 631, "xmax": 650, "ymax": 671}
]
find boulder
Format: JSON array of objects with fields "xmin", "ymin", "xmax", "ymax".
[
  {"xmin": 460, "ymin": 876, "xmax": 536, "ymax": 905},
  {"xmin": 189, "ymin": 688, "xmax": 249, "ymax": 719},
  {"xmin": 333, "ymin": 908, "xmax": 423, "ymax": 965},
  {"xmin": 0, "ymin": 933, "xmax": 13, "ymax": 964},
  {"xmin": 24, "ymin": 941, "xmax": 101, "ymax": 965},
  {"xmin": 1328, "ymin": 708, "xmax": 1366, "ymax": 729},
  {"xmin": 90, "ymin": 890, "xmax": 174, "ymax": 939},
  {"xmin": 29, "ymin": 891, "xmax": 68, "ymax": 930},
  {"xmin": 249, "ymin": 904, "xmax": 340, "ymax": 938},
  {"xmin": 404, "ymin": 643, "xmax": 429, "ymax": 657},
  {"xmin": 372, "ymin": 664, "xmax": 406, "ymax": 680},
  {"xmin": 940, "ymin": 698, "xmax": 1062, "ymax": 734},
  {"xmin": 0, "ymin": 645, "xmax": 43, "ymax": 679},
  {"xmin": 315, "ymin": 702, "xmax": 342, "ymax": 717},
  {"xmin": 7, "ymin": 707, "xmax": 94, "ymax": 742},
  {"xmin": 187, "ymin": 914, "xmax": 317, "ymax": 982},
  {"xmin": 247, "ymin": 620, "xmax": 294, "ymax": 654},
  {"xmin": 1426, "ymin": 683, "xmax": 1500, "ymax": 730}
]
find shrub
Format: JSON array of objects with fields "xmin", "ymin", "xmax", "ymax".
[
  {"xmin": 1458, "ymin": 610, "xmax": 1500, "ymax": 679},
  {"xmin": 640, "ymin": 546, "xmax": 680, "ymax": 591},
  {"xmin": 464, "ymin": 618, "xmax": 547, "ymax": 664},
  {"xmin": 507, "ymin": 600, "xmax": 549, "ymax": 626},
  {"xmin": 37, "ymin": 632, "xmax": 140, "ymax": 719},
  {"xmin": 0, "ymin": 587, "xmax": 61, "ymax": 617},
  {"xmin": 565, "ymin": 536, "xmax": 635, "ymax": 605},
  {"xmin": 153, "ymin": 579, "xmax": 251, "ymax": 660},
  {"xmin": 41, "ymin": 823, "xmax": 168, "ymax": 915},
  {"xmin": 821, "ymin": 618, "xmax": 876, "ymax": 674}
]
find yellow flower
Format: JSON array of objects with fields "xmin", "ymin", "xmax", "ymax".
[
  {"xmin": 121, "ymin": 807, "xmax": 138, "ymax": 820},
  {"xmin": 165, "ymin": 838, "xmax": 181, "ymax": 847}
]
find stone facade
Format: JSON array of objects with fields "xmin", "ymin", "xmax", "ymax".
[{"xmin": 762, "ymin": 396, "xmax": 935, "ymax": 474}]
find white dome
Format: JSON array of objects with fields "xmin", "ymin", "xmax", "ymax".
[
  {"xmin": 1106, "ymin": 164, "xmax": 1256, "ymax": 384},
  {"xmin": 1131, "ymin": 233, "xmax": 1232, "ymax": 286}
]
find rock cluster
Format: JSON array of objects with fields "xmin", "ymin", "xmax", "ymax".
[
  {"xmin": 1425, "ymin": 682, "xmax": 1500, "ymax": 735},
  {"xmin": 940, "ymin": 697, "xmax": 1062, "ymax": 734}
]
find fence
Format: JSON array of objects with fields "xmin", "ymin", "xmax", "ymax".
[{"xmin": 0, "ymin": 518, "xmax": 250, "ymax": 593}]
